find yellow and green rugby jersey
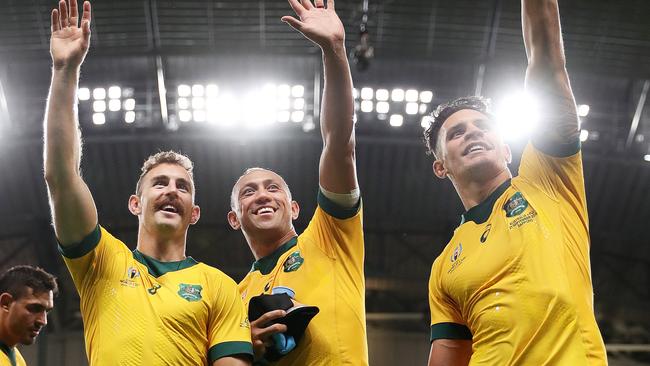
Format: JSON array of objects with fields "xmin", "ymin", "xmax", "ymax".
[
  {"xmin": 59, "ymin": 226, "xmax": 253, "ymax": 365},
  {"xmin": 428, "ymin": 142, "xmax": 607, "ymax": 365},
  {"xmin": 0, "ymin": 344, "xmax": 26, "ymax": 366},
  {"xmin": 238, "ymin": 191, "xmax": 367, "ymax": 365}
]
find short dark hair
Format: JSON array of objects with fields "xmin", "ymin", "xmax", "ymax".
[
  {"xmin": 0, "ymin": 265, "xmax": 58, "ymax": 300},
  {"xmin": 423, "ymin": 96, "xmax": 493, "ymax": 158},
  {"xmin": 135, "ymin": 151, "xmax": 195, "ymax": 196}
]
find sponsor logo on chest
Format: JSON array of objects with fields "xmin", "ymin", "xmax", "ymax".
[
  {"xmin": 178, "ymin": 283, "xmax": 203, "ymax": 302},
  {"xmin": 447, "ymin": 243, "xmax": 466, "ymax": 274},
  {"xmin": 503, "ymin": 192, "xmax": 537, "ymax": 229}
]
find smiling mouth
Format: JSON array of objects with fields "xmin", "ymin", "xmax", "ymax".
[
  {"xmin": 254, "ymin": 207, "xmax": 276, "ymax": 215},
  {"xmin": 463, "ymin": 142, "xmax": 491, "ymax": 156}
]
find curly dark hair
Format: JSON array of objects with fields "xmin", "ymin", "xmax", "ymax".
[
  {"xmin": 423, "ymin": 96, "xmax": 493, "ymax": 158},
  {"xmin": 0, "ymin": 265, "xmax": 58, "ymax": 299}
]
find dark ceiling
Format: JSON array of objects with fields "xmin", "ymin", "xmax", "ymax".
[{"xmin": 1, "ymin": 0, "xmax": 649, "ymax": 359}]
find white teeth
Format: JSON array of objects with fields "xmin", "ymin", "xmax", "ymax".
[
  {"xmin": 257, "ymin": 207, "xmax": 274, "ymax": 214},
  {"xmin": 162, "ymin": 205, "xmax": 177, "ymax": 212}
]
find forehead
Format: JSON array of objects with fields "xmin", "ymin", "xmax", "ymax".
[
  {"xmin": 441, "ymin": 109, "xmax": 491, "ymax": 131},
  {"xmin": 235, "ymin": 170, "xmax": 286, "ymax": 190},
  {"xmin": 17, "ymin": 288, "xmax": 54, "ymax": 306},
  {"xmin": 144, "ymin": 163, "xmax": 192, "ymax": 182}
]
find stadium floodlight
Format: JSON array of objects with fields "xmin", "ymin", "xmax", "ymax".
[
  {"xmin": 122, "ymin": 87, "xmax": 134, "ymax": 98},
  {"xmin": 303, "ymin": 119, "xmax": 316, "ymax": 132},
  {"xmin": 93, "ymin": 88, "xmax": 106, "ymax": 100},
  {"xmin": 389, "ymin": 114, "xmax": 404, "ymax": 127},
  {"xmin": 278, "ymin": 97, "xmax": 291, "ymax": 110},
  {"xmin": 93, "ymin": 100, "xmax": 106, "ymax": 112},
  {"xmin": 78, "ymin": 87, "xmax": 90, "ymax": 101},
  {"xmin": 177, "ymin": 85, "xmax": 191, "ymax": 97},
  {"xmin": 192, "ymin": 84, "xmax": 205, "ymax": 97},
  {"xmin": 420, "ymin": 90, "xmax": 433, "ymax": 103},
  {"xmin": 124, "ymin": 111, "xmax": 135, "ymax": 124},
  {"xmin": 391, "ymin": 88, "xmax": 405, "ymax": 102},
  {"xmin": 193, "ymin": 110, "xmax": 206, "ymax": 123},
  {"xmin": 496, "ymin": 91, "xmax": 539, "ymax": 141},
  {"xmin": 361, "ymin": 100, "xmax": 373, "ymax": 113},
  {"xmin": 291, "ymin": 111, "xmax": 304, "ymax": 123},
  {"xmin": 376, "ymin": 89, "xmax": 389, "ymax": 101},
  {"xmin": 177, "ymin": 98, "xmax": 189, "ymax": 110},
  {"xmin": 294, "ymin": 98, "xmax": 305, "ymax": 110},
  {"xmin": 123, "ymin": 98, "xmax": 135, "ymax": 111},
  {"xmin": 92, "ymin": 113, "xmax": 105, "ymax": 125},
  {"xmin": 580, "ymin": 129, "xmax": 589, "ymax": 142},
  {"xmin": 278, "ymin": 84, "xmax": 291, "ymax": 97},
  {"xmin": 421, "ymin": 116, "xmax": 433, "ymax": 129},
  {"xmin": 376, "ymin": 101, "xmax": 390, "ymax": 114},
  {"xmin": 191, "ymin": 97, "xmax": 205, "ymax": 110},
  {"xmin": 108, "ymin": 99, "xmax": 121, "ymax": 112},
  {"xmin": 644, "ymin": 154, "xmax": 650, "ymax": 162},
  {"xmin": 577, "ymin": 104, "xmax": 590, "ymax": 117},
  {"xmin": 406, "ymin": 102, "xmax": 419, "ymax": 115},
  {"xmin": 278, "ymin": 110, "xmax": 291, "ymax": 123},
  {"xmin": 352, "ymin": 88, "xmax": 359, "ymax": 99},
  {"xmin": 361, "ymin": 87, "xmax": 373, "ymax": 100},
  {"xmin": 108, "ymin": 86, "xmax": 121, "ymax": 99},
  {"xmin": 206, "ymin": 84, "xmax": 219, "ymax": 98},
  {"xmin": 292, "ymin": 85, "xmax": 305, "ymax": 98},
  {"xmin": 419, "ymin": 104, "xmax": 428, "ymax": 114},
  {"xmin": 405, "ymin": 89, "xmax": 419, "ymax": 102},
  {"xmin": 178, "ymin": 110, "xmax": 192, "ymax": 122}
]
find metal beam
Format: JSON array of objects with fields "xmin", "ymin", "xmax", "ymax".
[
  {"xmin": 625, "ymin": 79, "xmax": 650, "ymax": 149},
  {"xmin": 475, "ymin": 0, "xmax": 502, "ymax": 96}
]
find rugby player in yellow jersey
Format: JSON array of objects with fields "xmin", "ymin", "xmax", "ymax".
[
  {"xmin": 43, "ymin": 1, "xmax": 252, "ymax": 365},
  {"xmin": 423, "ymin": 0, "xmax": 607, "ymax": 365},
  {"xmin": 226, "ymin": 0, "xmax": 367, "ymax": 364},
  {"xmin": 0, "ymin": 266, "xmax": 57, "ymax": 366}
]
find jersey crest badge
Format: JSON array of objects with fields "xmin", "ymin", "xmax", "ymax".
[
  {"xmin": 503, "ymin": 192, "xmax": 528, "ymax": 217},
  {"xmin": 120, "ymin": 267, "xmax": 141, "ymax": 288},
  {"xmin": 178, "ymin": 283, "xmax": 203, "ymax": 302},
  {"xmin": 451, "ymin": 243, "xmax": 463, "ymax": 262},
  {"xmin": 283, "ymin": 251, "xmax": 304, "ymax": 272}
]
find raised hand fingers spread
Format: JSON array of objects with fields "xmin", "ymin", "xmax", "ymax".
[
  {"xmin": 327, "ymin": 0, "xmax": 335, "ymax": 10},
  {"xmin": 82, "ymin": 1, "xmax": 92, "ymax": 25},
  {"xmin": 69, "ymin": 0, "xmax": 78, "ymax": 27},
  {"xmin": 314, "ymin": 0, "xmax": 325, "ymax": 8},
  {"xmin": 300, "ymin": 0, "xmax": 315, "ymax": 10},
  {"xmin": 51, "ymin": 9, "xmax": 61, "ymax": 32},
  {"xmin": 59, "ymin": 0, "xmax": 69, "ymax": 28},
  {"xmin": 287, "ymin": 0, "xmax": 306, "ymax": 18},
  {"xmin": 281, "ymin": 16, "xmax": 304, "ymax": 32}
]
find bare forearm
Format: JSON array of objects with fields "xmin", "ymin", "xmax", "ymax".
[
  {"xmin": 522, "ymin": 0, "xmax": 565, "ymax": 68},
  {"xmin": 44, "ymin": 66, "xmax": 82, "ymax": 184},
  {"xmin": 321, "ymin": 43, "xmax": 354, "ymax": 151}
]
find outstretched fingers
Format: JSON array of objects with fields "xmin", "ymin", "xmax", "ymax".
[
  {"xmin": 300, "ymin": 0, "xmax": 315, "ymax": 10},
  {"xmin": 51, "ymin": 9, "xmax": 61, "ymax": 32},
  {"xmin": 287, "ymin": 0, "xmax": 306, "ymax": 18},
  {"xmin": 69, "ymin": 0, "xmax": 78, "ymax": 27},
  {"xmin": 59, "ymin": 0, "xmax": 69, "ymax": 28},
  {"xmin": 281, "ymin": 15, "xmax": 304, "ymax": 32}
]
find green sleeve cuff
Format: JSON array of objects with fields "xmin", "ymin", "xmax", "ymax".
[
  {"xmin": 317, "ymin": 189, "xmax": 361, "ymax": 220},
  {"xmin": 57, "ymin": 225, "xmax": 101, "ymax": 259},
  {"xmin": 430, "ymin": 322, "xmax": 472, "ymax": 342},
  {"xmin": 208, "ymin": 341, "xmax": 254, "ymax": 363},
  {"xmin": 531, "ymin": 137, "xmax": 581, "ymax": 158}
]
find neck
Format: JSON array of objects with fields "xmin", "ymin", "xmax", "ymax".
[
  {"xmin": 135, "ymin": 223, "xmax": 187, "ymax": 261},
  {"xmin": 246, "ymin": 228, "xmax": 298, "ymax": 260},
  {"xmin": 453, "ymin": 169, "xmax": 512, "ymax": 210},
  {"xmin": 0, "ymin": 321, "xmax": 16, "ymax": 349}
]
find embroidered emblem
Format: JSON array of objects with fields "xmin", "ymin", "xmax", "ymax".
[
  {"xmin": 120, "ymin": 266, "xmax": 141, "ymax": 288},
  {"xmin": 503, "ymin": 192, "xmax": 528, "ymax": 217},
  {"xmin": 450, "ymin": 243, "xmax": 463, "ymax": 262},
  {"xmin": 178, "ymin": 284, "xmax": 203, "ymax": 302},
  {"xmin": 283, "ymin": 251, "xmax": 304, "ymax": 272}
]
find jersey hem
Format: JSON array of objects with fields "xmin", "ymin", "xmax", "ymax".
[
  {"xmin": 430, "ymin": 322, "xmax": 472, "ymax": 341},
  {"xmin": 317, "ymin": 189, "xmax": 361, "ymax": 220},
  {"xmin": 208, "ymin": 341, "xmax": 254, "ymax": 363},
  {"xmin": 57, "ymin": 224, "xmax": 101, "ymax": 259},
  {"xmin": 531, "ymin": 137, "xmax": 581, "ymax": 158}
]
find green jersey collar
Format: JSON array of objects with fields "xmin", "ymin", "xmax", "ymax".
[
  {"xmin": 251, "ymin": 237, "xmax": 298, "ymax": 275},
  {"xmin": 132, "ymin": 250, "xmax": 198, "ymax": 278},
  {"xmin": 461, "ymin": 179, "xmax": 511, "ymax": 225},
  {"xmin": 0, "ymin": 342, "xmax": 16, "ymax": 366}
]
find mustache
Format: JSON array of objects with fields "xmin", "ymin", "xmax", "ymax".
[{"xmin": 154, "ymin": 198, "xmax": 185, "ymax": 215}]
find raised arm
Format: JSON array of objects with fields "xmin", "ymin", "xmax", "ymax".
[
  {"xmin": 522, "ymin": 0, "xmax": 579, "ymax": 145},
  {"xmin": 44, "ymin": 0, "xmax": 98, "ymax": 246},
  {"xmin": 282, "ymin": 0, "xmax": 358, "ymax": 194}
]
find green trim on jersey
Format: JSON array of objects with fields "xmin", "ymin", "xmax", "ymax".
[
  {"xmin": 132, "ymin": 250, "xmax": 198, "ymax": 278},
  {"xmin": 0, "ymin": 342, "xmax": 16, "ymax": 366},
  {"xmin": 317, "ymin": 189, "xmax": 361, "ymax": 220},
  {"xmin": 251, "ymin": 237, "xmax": 298, "ymax": 275},
  {"xmin": 208, "ymin": 341, "xmax": 254, "ymax": 363},
  {"xmin": 461, "ymin": 179, "xmax": 511, "ymax": 225},
  {"xmin": 532, "ymin": 137, "xmax": 581, "ymax": 158},
  {"xmin": 430, "ymin": 322, "xmax": 473, "ymax": 342},
  {"xmin": 57, "ymin": 224, "xmax": 101, "ymax": 259}
]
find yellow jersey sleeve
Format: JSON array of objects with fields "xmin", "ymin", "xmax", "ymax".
[
  {"xmin": 58, "ymin": 225, "xmax": 131, "ymax": 297},
  {"xmin": 207, "ymin": 275, "xmax": 254, "ymax": 363},
  {"xmin": 428, "ymin": 257, "xmax": 472, "ymax": 341}
]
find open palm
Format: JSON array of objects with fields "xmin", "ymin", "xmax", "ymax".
[
  {"xmin": 50, "ymin": 0, "xmax": 92, "ymax": 70},
  {"xmin": 282, "ymin": 0, "xmax": 345, "ymax": 49}
]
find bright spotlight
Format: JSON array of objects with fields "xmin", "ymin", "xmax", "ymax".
[
  {"xmin": 406, "ymin": 102, "xmax": 418, "ymax": 115},
  {"xmin": 361, "ymin": 87, "xmax": 374, "ymax": 100},
  {"xmin": 644, "ymin": 154, "xmax": 650, "ymax": 162},
  {"xmin": 577, "ymin": 104, "xmax": 590, "ymax": 117},
  {"xmin": 93, "ymin": 100, "xmax": 106, "ymax": 112},
  {"xmin": 192, "ymin": 84, "xmax": 205, "ymax": 97},
  {"xmin": 108, "ymin": 86, "xmax": 121, "ymax": 99},
  {"xmin": 123, "ymin": 99, "xmax": 136, "ymax": 111},
  {"xmin": 294, "ymin": 98, "xmax": 305, "ymax": 110},
  {"xmin": 496, "ymin": 91, "xmax": 539, "ymax": 141},
  {"xmin": 391, "ymin": 89, "xmax": 405, "ymax": 102},
  {"xmin": 278, "ymin": 110, "xmax": 291, "ymax": 123},
  {"xmin": 177, "ymin": 98, "xmax": 189, "ymax": 110},
  {"xmin": 93, "ymin": 88, "xmax": 106, "ymax": 100},
  {"xmin": 389, "ymin": 114, "xmax": 403, "ymax": 127},
  {"xmin": 361, "ymin": 100, "xmax": 373, "ymax": 113},
  {"xmin": 421, "ymin": 116, "xmax": 433, "ymax": 129},
  {"xmin": 78, "ymin": 87, "xmax": 90, "ymax": 101},
  {"xmin": 206, "ymin": 84, "xmax": 219, "ymax": 98},
  {"xmin": 92, "ymin": 113, "xmax": 105, "ymax": 125},
  {"xmin": 376, "ymin": 89, "xmax": 389, "ymax": 101},
  {"xmin": 178, "ymin": 110, "xmax": 192, "ymax": 122},
  {"xmin": 405, "ymin": 89, "xmax": 418, "ymax": 102},
  {"xmin": 108, "ymin": 99, "xmax": 121, "ymax": 112},
  {"xmin": 291, "ymin": 111, "xmax": 305, "ymax": 123},
  {"xmin": 420, "ymin": 91, "xmax": 433, "ymax": 103},
  {"xmin": 278, "ymin": 84, "xmax": 291, "ymax": 97},
  {"xmin": 580, "ymin": 129, "xmax": 589, "ymax": 142},
  {"xmin": 352, "ymin": 88, "xmax": 359, "ymax": 100},
  {"xmin": 419, "ymin": 104, "xmax": 428, "ymax": 114},
  {"xmin": 376, "ymin": 101, "xmax": 389, "ymax": 114},
  {"xmin": 122, "ymin": 87, "xmax": 134, "ymax": 98},
  {"xmin": 302, "ymin": 119, "xmax": 316, "ymax": 132},
  {"xmin": 278, "ymin": 97, "xmax": 291, "ymax": 110},
  {"xmin": 292, "ymin": 85, "xmax": 305, "ymax": 98},
  {"xmin": 124, "ymin": 111, "xmax": 136, "ymax": 124},
  {"xmin": 191, "ymin": 97, "xmax": 205, "ymax": 110},
  {"xmin": 177, "ymin": 85, "xmax": 191, "ymax": 97}
]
